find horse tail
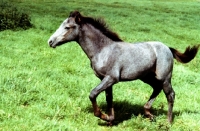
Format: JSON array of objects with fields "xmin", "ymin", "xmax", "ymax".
[{"xmin": 169, "ymin": 44, "xmax": 200, "ymax": 63}]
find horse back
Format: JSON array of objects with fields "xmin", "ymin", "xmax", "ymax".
[
  {"xmin": 91, "ymin": 41, "xmax": 173, "ymax": 81},
  {"xmin": 113, "ymin": 41, "xmax": 173, "ymax": 81}
]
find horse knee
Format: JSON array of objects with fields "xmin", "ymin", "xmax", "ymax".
[
  {"xmin": 89, "ymin": 94, "xmax": 95, "ymax": 101},
  {"xmin": 89, "ymin": 90, "xmax": 97, "ymax": 101}
]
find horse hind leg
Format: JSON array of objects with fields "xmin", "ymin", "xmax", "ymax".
[
  {"xmin": 141, "ymin": 73, "xmax": 163, "ymax": 120},
  {"xmin": 162, "ymin": 79, "xmax": 175, "ymax": 123},
  {"xmin": 154, "ymin": 71, "xmax": 175, "ymax": 123},
  {"xmin": 144, "ymin": 87, "xmax": 162, "ymax": 120},
  {"xmin": 144, "ymin": 78, "xmax": 175, "ymax": 123}
]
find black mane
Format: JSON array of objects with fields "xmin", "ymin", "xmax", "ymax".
[{"xmin": 69, "ymin": 11, "xmax": 123, "ymax": 42}]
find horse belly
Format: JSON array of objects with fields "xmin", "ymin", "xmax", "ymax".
[
  {"xmin": 120, "ymin": 67, "xmax": 152, "ymax": 81},
  {"xmin": 119, "ymin": 56, "xmax": 155, "ymax": 81}
]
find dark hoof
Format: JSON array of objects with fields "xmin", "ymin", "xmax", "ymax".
[
  {"xmin": 150, "ymin": 116, "xmax": 156, "ymax": 122},
  {"xmin": 145, "ymin": 115, "xmax": 156, "ymax": 122},
  {"xmin": 145, "ymin": 114, "xmax": 156, "ymax": 122},
  {"xmin": 107, "ymin": 121, "xmax": 113, "ymax": 126}
]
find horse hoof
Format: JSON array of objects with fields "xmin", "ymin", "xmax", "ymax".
[
  {"xmin": 150, "ymin": 116, "xmax": 156, "ymax": 122},
  {"xmin": 107, "ymin": 121, "xmax": 113, "ymax": 126},
  {"xmin": 145, "ymin": 113, "xmax": 156, "ymax": 122}
]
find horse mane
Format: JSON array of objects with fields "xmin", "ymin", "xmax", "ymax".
[{"xmin": 69, "ymin": 11, "xmax": 123, "ymax": 42}]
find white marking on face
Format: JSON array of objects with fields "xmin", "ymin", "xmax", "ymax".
[
  {"xmin": 48, "ymin": 19, "xmax": 69, "ymax": 47},
  {"xmin": 48, "ymin": 17, "xmax": 79, "ymax": 48}
]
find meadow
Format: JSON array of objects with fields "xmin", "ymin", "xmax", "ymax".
[{"xmin": 0, "ymin": 0, "xmax": 200, "ymax": 130}]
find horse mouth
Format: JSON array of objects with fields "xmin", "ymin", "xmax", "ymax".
[
  {"xmin": 49, "ymin": 43, "xmax": 56, "ymax": 48},
  {"xmin": 49, "ymin": 41, "xmax": 65, "ymax": 48}
]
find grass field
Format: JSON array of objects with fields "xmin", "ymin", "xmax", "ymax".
[{"xmin": 0, "ymin": 0, "xmax": 200, "ymax": 130}]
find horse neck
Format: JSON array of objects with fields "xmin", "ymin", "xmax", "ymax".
[{"xmin": 77, "ymin": 24, "xmax": 113, "ymax": 60}]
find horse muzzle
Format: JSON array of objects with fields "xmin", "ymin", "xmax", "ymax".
[{"xmin": 48, "ymin": 38, "xmax": 57, "ymax": 48}]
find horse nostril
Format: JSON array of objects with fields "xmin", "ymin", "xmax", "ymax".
[{"xmin": 49, "ymin": 40, "xmax": 52, "ymax": 44}]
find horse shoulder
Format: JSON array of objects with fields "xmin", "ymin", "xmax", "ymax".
[{"xmin": 90, "ymin": 44, "xmax": 122, "ymax": 78}]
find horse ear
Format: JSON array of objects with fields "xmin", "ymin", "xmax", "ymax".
[
  {"xmin": 69, "ymin": 11, "xmax": 82, "ymax": 24},
  {"xmin": 74, "ymin": 12, "xmax": 82, "ymax": 24}
]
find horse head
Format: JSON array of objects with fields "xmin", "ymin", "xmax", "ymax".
[{"xmin": 48, "ymin": 11, "xmax": 82, "ymax": 48}]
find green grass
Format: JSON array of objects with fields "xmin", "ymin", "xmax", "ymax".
[{"xmin": 0, "ymin": 0, "xmax": 200, "ymax": 130}]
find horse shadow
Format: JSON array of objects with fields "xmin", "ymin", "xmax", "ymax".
[{"xmin": 85, "ymin": 100, "xmax": 199, "ymax": 126}]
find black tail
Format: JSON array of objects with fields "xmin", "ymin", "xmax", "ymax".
[{"xmin": 169, "ymin": 44, "xmax": 200, "ymax": 63}]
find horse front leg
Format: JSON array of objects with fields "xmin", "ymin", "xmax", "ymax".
[
  {"xmin": 89, "ymin": 76, "xmax": 117, "ymax": 124},
  {"xmin": 105, "ymin": 86, "xmax": 115, "ymax": 125}
]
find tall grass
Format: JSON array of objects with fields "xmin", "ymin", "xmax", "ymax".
[{"xmin": 0, "ymin": 0, "xmax": 200, "ymax": 130}]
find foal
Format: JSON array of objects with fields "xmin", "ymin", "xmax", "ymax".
[{"xmin": 48, "ymin": 11, "xmax": 199, "ymax": 125}]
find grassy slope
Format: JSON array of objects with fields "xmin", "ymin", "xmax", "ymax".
[{"xmin": 0, "ymin": 0, "xmax": 200, "ymax": 130}]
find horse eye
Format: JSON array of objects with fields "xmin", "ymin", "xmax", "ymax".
[{"xmin": 65, "ymin": 27, "xmax": 70, "ymax": 30}]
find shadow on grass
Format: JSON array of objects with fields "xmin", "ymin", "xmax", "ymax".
[{"xmin": 85, "ymin": 100, "xmax": 199, "ymax": 126}]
